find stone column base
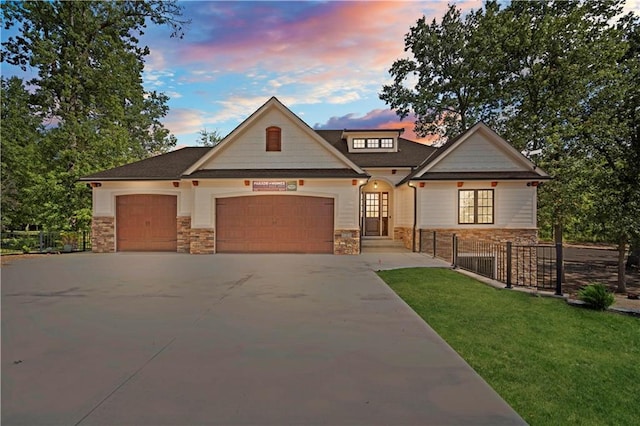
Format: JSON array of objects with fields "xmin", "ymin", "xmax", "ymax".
[
  {"xmin": 334, "ymin": 229, "xmax": 360, "ymax": 255},
  {"xmin": 190, "ymin": 228, "xmax": 215, "ymax": 254},
  {"xmin": 92, "ymin": 216, "xmax": 115, "ymax": 253},
  {"xmin": 177, "ymin": 216, "xmax": 191, "ymax": 253}
]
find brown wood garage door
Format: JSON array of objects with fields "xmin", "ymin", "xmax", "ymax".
[
  {"xmin": 216, "ymin": 195, "xmax": 334, "ymax": 253},
  {"xmin": 116, "ymin": 194, "xmax": 177, "ymax": 251}
]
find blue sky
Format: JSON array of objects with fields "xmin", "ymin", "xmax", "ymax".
[{"xmin": 3, "ymin": 1, "xmax": 639, "ymax": 148}]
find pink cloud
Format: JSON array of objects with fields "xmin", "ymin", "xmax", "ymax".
[
  {"xmin": 175, "ymin": 1, "xmax": 482, "ymax": 78},
  {"xmin": 314, "ymin": 108, "xmax": 437, "ymax": 145}
]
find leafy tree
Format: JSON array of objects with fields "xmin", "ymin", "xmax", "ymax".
[
  {"xmin": 197, "ymin": 129, "xmax": 224, "ymax": 147},
  {"xmin": 1, "ymin": 1, "xmax": 187, "ymax": 230},
  {"xmin": 381, "ymin": 0, "xmax": 638, "ymax": 288},
  {"xmin": 0, "ymin": 77, "xmax": 44, "ymax": 230},
  {"xmin": 578, "ymin": 12, "xmax": 640, "ymax": 291},
  {"xmin": 379, "ymin": 2, "xmax": 504, "ymax": 144}
]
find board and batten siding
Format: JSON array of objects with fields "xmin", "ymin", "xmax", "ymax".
[
  {"xmin": 191, "ymin": 179, "xmax": 359, "ymax": 230},
  {"xmin": 201, "ymin": 109, "xmax": 347, "ymax": 170},
  {"xmin": 417, "ymin": 182, "xmax": 536, "ymax": 228},
  {"xmin": 428, "ymin": 132, "xmax": 523, "ymax": 172}
]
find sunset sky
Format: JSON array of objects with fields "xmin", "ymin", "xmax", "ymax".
[
  {"xmin": 3, "ymin": 1, "xmax": 639, "ymax": 147},
  {"xmin": 143, "ymin": 0, "xmax": 485, "ymax": 147}
]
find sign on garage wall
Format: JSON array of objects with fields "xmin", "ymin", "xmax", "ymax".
[{"xmin": 252, "ymin": 181, "xmax": 297, "ymax": 192}]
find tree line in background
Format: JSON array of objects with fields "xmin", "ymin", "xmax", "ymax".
[
  {"xmin": 381, "ymin": 0, "xmax": 639, "ymax": 291},
  {"xmin": 1, "ymin": 1, "xmax": 187, "ymax": 231}
]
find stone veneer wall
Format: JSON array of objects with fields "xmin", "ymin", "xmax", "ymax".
[
  {"xmin": 92, "ymin": 216, "xmax": 115, "ymax": 253},
  {"xmin": 177, "ymin": 216, "xmax": 191, "ymax": 253},
  {"xmin": 419, "ymin": 228, "xmax": 539, "ymax": 284},
  {"xmin": 190, "ymin": 228, "xmax": 215, "ymax": 254},
  {"xmin": 334, "ymin": 229, "xmax": 360, "ymax": 255},
  {"xmin": 394, "ymin": 227, "xmax": 414, "ymax": 251}
]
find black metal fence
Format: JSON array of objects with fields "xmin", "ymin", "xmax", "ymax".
[
  {"xmin": 420, "ymin": 230, "xmax": 563, "ymax": 295},
  {"xmin": 1, "ymin": 230, "xmax": 92, "ymax": 254}
]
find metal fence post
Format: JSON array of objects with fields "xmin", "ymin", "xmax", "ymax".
[
  {"xmin": 39, "ymin": 231, "xmax": 44, "ymax": 252},
  {"xmin": 555, "ymin": 242, "xmax": 563, "ymax": 296},
  {"xmin": 452, "ymin": 234, "xmax": 458, "ymax": 267},
  {"xmin": 506, "ymin": 241, "xmax": 512, "ymax": 288}
]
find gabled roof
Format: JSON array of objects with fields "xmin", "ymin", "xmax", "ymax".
[
  {"xmin": 80, "ymin": 147, "xmax": 209, "ymax": 181},
  {"xmin": 399, "ymin": 122, "xmax": 550, "ymax": 184},
  {"xmin": 316, "ymin": 130, "xmax": 436, "ymax": 168},
  {"xmin": 183, "ymin": 97, "xmax": 365, "ymax": 176}
]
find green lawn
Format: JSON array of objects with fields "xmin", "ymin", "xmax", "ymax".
[{"xmin": 378, "ymin": 268, "xmax": 640, "ymax": 426}]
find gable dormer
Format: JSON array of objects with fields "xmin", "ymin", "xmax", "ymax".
[{"xmin": 342, "ymin": 129, "xmax": 403, "ymax": 153}]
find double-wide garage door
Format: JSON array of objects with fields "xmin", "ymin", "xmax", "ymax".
[
  {"xmin": 116, "ymin": 195, "xmax": 177, "ymax": 251},
  {"xmin": 216, "ymin": 195, "xmax": 334, "ymax": 253}
]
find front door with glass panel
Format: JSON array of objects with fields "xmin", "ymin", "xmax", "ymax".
[{"xmin": 363, "ymin": 192, "xmax": 389, "ymax": 236}]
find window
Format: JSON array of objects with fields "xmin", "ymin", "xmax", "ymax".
[
  {"xmin": 366, "ymin": 138, "xmax": 380, "ymax": 148},
  {"xmin": 266, "ymin": 126, "xmax": 281, "ymax": 151},
  {"xmin": 353, "ymin": 137, "xmax": 395, "ymax": 149},
  {"xmin": 459, "ymin": 189, "xmax": 494, "ymax": 224}
]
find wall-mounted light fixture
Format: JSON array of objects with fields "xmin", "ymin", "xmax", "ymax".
[
  {"xmin": 419, "ymin": 182, "xmax": 425, "ymax": 188},
  {"xmin": 491, "ymin": 181, "xmax": 498, "ymax": 187},
  {"xmin": 298, "ymin": 179, "xmax": 304, "ymax": 186},
  {"xmin": 457, "ymin": 182, "xmax": 464, "ymax": 187},
  {"xmin": 352, "ymin": 179, "xmax": 357, "ymax": 186},
  {"xmin": 374, "ymin": 181, "xmax": 378, "ymax": 189},
  {"xmin": 172, "ymin": 182, "xmax": 180, "ymax": 188},
  {"xmin": 192, "ymin": 180, "xmax": 199, "ymax": 186}
]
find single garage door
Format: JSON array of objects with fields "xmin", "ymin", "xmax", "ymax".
[
  {"xmin": 116, "ymin": 194, "xmax": 177, "ymax": 251},
  {"xmin": 216, "ymin": 195, "xmax": 334, "ymax": 253}
]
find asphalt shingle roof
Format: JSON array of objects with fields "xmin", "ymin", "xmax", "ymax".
[
  {"xmin": 80, "ymin": 132, "xmax": 438, "ymax": 181},
  {"xmin": 316, "ymin": 130, "xmax": 437, "ymax": 168},
  {"xmin": 80, "ymin": 147, "xmax": 210, "ymax": 180}
]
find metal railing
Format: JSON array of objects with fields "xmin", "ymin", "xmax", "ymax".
[
  {"xmin": 1, "ymin": 230, "xmax": 92, "ymax": 254},
  {"xmin": 419, "ymin": 230, "xmax": 563, "ymax": 295}
]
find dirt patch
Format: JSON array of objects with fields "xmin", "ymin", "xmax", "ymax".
[{"xmin": 563, "ymin": 257, "xmax": 640, "ymax": 311}]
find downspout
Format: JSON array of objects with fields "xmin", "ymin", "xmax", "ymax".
[
  {"xmin": 358, "ymin": 178, "xmax": 370, "ymax": 254},
  {"xmin": 408, "ymin": 181, "xmax": 417, "ymax": 252}
]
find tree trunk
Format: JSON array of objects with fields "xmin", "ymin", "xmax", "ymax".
[{"xmin": 617, "ymin": 233, "xmax": 627, "ymax": 293}]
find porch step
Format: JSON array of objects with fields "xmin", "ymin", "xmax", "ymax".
[{"xmin": 361, "ymin": 238, "xmax": 410, "ymax": 253}]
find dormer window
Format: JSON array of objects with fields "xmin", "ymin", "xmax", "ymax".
[
  {"xmin": 342, "ymin": 129, "xmax": 402, "ymax": 153},
  {"xmin": 266, "ymin": 126, "xmax": 281, "ymax": 151}
]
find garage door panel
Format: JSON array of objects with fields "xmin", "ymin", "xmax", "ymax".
[
  {"xmin": 116, "ymin": 195, "xmax": 177, "ymax": 252},
  {"xmin": 216, "ymin": 195, "xmax": 334, "ymax": 253}
]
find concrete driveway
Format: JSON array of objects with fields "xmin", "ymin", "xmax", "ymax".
[{"xmin": 2, "ymin": 252, "xmax": 524, "ymax": 425}]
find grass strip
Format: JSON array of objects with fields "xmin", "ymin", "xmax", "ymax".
[{"xmin": 378, "ymin": 267, "xmax": 640, "ymax": 426}]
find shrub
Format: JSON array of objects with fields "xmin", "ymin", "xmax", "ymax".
[{"xmin": 578, "ymin": 283, "xmax": 615, "ymax": 311}]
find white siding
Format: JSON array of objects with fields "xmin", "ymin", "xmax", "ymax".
[
  {"xmin": 418, "ymin": 181, "xmax": 536, "ymax": 229},
  {"xmin": 429, "ymin": 132, "xmax": 524, "ymax": 172},
  {"xmin": 202, "ymin": 109, "xmax": 346, "ymax": 170},
  {"xmin": 394, "ymin": 184, "xmax": 414, "ymax": 227},
  {"xmin": 92, "ymin": 181, "xmax": 191, "ymax": 217},
  {"xmin": 191, "ymin": 179, "xmax": 359, "ymax": 229}
]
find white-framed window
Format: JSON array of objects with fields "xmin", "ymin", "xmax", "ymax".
[
  {"xmin": 366, "ymin": 138, "xmax": 380, "ymax": 148},
  {"xmin": 380, "ymin": 138, "xmax": 393, "ymax": 148},
  {"xmin": 459, "ymin": 189, "xmax": 494, "ymax": 224},
  {"xmin": 353, "ymin": 138, "xmax": 366, "ymax": 148}
]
